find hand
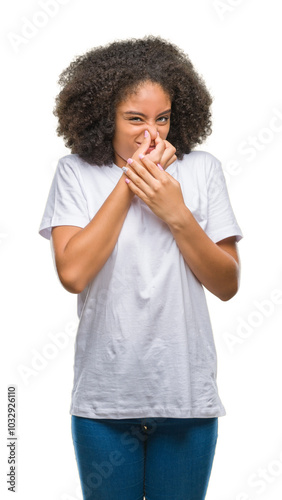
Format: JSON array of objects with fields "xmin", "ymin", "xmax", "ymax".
[
  {"xmin": 146, "ymin": 132, "xmax": 177, "ymax": 170},
  {"xmin": 123, "ymin": 131, "xmax": 177, "ymax": 170},
  {"xmin": 122, "ymin": 151, "xmax": 185, "ymax": 226}
]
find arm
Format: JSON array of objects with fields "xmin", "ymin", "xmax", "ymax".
[
  {"xmin": 122, "ymin": 154, "xmax": 240, "ymax": 301},
  {"xmin": 52, "ymin": 174, "xmax": 135, "ymax": 294},
  {"xmin": 51, "ymin": 134, "xmax": 176, "ymax": 294},
  {"xmin": 167, "ymin": 208, "xmax": 240, "ymax": 301}
]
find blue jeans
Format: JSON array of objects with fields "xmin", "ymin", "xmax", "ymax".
[{"xmin": 71, "ymin": 415, "xmax": 218, "ymax": 500}]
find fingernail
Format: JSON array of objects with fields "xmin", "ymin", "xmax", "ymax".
[
  {"xmin": 125, "ymin": 178, "xmax": 130, "ymax": 184},
  {"xmin": 157, "ymin": 163, "xmax": 164, "ymax": 170},
  {"xmin": 157, "ymin": 131, "xmax": 160, "ymax": 136},
  {"xmin": 139, "ymin": 154, "xmax": 145, "ymax": 160},
  {"xmin": 127, "ymin": 158, "xmax": 133, "ymax": 165},
  {"xmin": 144, "ymin": 130, "xmax": 149, "ymax": 138},
  {"xmin": 122, "ymin": 166, "xmax": 128, "ymax": 173}
]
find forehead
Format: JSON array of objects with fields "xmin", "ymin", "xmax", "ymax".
[{"xmin": 117, "ymin": 82, "xmax": 171, "ymax": 111}]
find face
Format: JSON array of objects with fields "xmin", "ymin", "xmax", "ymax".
[{"xmin": 112, "ymin": 81, "xmax": 171, "ymax": 167}]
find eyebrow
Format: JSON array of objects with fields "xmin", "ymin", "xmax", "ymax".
[{"xmin": 123, "ymin": 109, "xmax": 171, "ymax": 117}]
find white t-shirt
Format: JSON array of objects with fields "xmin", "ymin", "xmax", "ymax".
[{"xmin": 39, "ymin": 151, "xmax": 243, "ymax": 419}]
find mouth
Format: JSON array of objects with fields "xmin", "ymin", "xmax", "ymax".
[{"xmin": 136, "ymin": 143, "xmax": 156, "ymax": 154}]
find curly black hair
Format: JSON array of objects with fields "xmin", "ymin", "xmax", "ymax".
[{"xmin": 54, "ymin": 36, "xmax": 213, "ymax": 166}]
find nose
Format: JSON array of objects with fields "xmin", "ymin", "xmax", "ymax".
[{"xmin": 146, "ymin": 124, "xmax": 158, "ymax": 141}]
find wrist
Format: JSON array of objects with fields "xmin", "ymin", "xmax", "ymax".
[
  {"xmin": 117, "ymin": 173, "xmax": 135, "ymax": 202},
  {"xmin": 167, "ymin": 204, "xmax": 193, "ymax": 232}
]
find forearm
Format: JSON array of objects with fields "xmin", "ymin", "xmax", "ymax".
[
  {"xmin": 57, "ymin": 176, "xmax": 134, "ymax": 293},
  {"xmin": 168, "ymin": 205, "xmax": 240, "ymax": 301}
]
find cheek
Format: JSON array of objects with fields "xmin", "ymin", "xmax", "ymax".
[
  {"xmin": 113, "ymin": 129, "xmax": 137, "ymax": 159},
  {"xmin": 160, "ymin": 125, "xmax": 170, "ymax": 140},
  {"xmin": 118, "ymin": 128, "xmax": 136, "ymax": 147},
  {"xmin": 115, "ymin": 125, "xmax": 133, "ymax": 142},
  {"xmin": 113, "ymin": 127, "xmax": 125, "ymax": 149}
]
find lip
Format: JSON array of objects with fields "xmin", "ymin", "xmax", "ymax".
[{"xmin": 136, "ymin": 142, "xmax": 155, "ymax": 154}]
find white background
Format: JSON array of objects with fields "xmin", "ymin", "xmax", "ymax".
[{"xmin": 1, "ymin": 0, "xmax": 282, "ymax": 499}]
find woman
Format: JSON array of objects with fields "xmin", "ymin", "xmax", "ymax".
[{"xmin": 39, "ymin": 36, "xmax": 243, "ymax": 500}]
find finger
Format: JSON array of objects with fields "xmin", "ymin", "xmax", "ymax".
[
  {"xmin": 154, "ymin": 132, "xmax": 162, "ymax": 146},
  {"xmin": 133, "ymin": 130, "xmax": 152, "ymax": 160},
  {"xmin": 163, "ymin": 140, "xmax": 176, "ymax": 152},
  {"xmin": 123, "ymin": 157, "xmax": 158, "ymax": 192},
  {"xmin": 123, "ymin": 174, "xmax": 150, "ymax": 205},
  {"xmin": 122, "ymin": 130, "xmax": 151, "ymax": 168},
  {"xmin": 146, "ymin": 136, "xmax": 166, "ymax": 164},
  {"xmin": 137, "ymin": 154, "xmax": 165, "ymax": 179},
  {"xmin": 163, "ymin": 154, "xmax": 177, "ymax": 169},
  {"xmin": 159, "ymin": 140, "xmax": 177, "ymax": 169}
]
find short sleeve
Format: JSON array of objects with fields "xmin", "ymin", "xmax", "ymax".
[
  {"xmin": 38, "ymin": 156, "xmax": 90, "ymax": 240},
  {"xmin": 205, "ymin": 155, "xmax": 243, "ymax": 243}
]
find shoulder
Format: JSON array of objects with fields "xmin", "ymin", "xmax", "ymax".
[
  {"xmin": 55, "ymin": 153, "xmax": 97, "ymax": 180},
  {"xmin": 180, "ymin": 150, "xmax": 221, "ymax": 168},
  {"xmin": 57, "ymin": 154, "xmax": 111, "ymax": 173},
  {"xmin": 176, "ymin": 150, "xmax": 222, "ymax": 181},
  {"xmin": 57, "ymin": 153, "xmax": 84, "ymax": 170},
  {"xmin": 52, "ymin": 154, "xmax": 92, "ymax": 195}
]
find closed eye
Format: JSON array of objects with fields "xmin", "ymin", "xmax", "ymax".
[
  {"xmin": 128, "ymin": 116, "xmax": 170, "ymax": 123},
  {"xmin": 157, "ymin": 116, "xmax": 170, "ymax": 123}
]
